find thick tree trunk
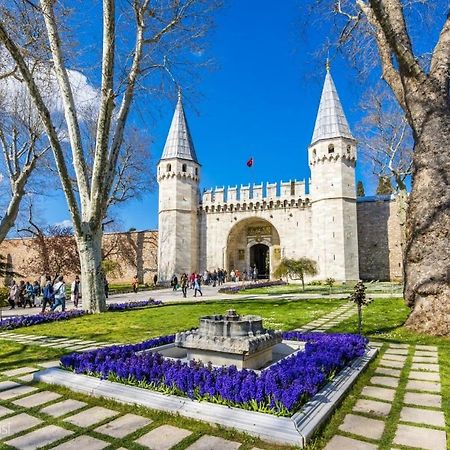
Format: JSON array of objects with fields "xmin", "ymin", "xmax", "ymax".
[
  {"xmin": 404, "ymin": 108, "xmax": 450, "ymax": 336},
  {"xmin": 76, "ymin": 227, "xmax": 106, "ymax": 313}
]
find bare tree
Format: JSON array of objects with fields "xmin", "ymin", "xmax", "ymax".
[
  {"xmin": 324, "ymin": 0, "xmax": 450, "ymax": 335},
  {"xmin": 0, "ymin": 82, "xmax": 50, "ymax": 244},
  {"xmin": 0, "ymin": 0, "xmax": 217, "ymax": 312}
]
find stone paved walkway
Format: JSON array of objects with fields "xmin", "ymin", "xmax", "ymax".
[
  {"xmin": 324, "ymin": 342, "xmax": 447, "ymax": 450},
  {"xmin": 294, "ymin": 304, "xmax": 355, "ymax": 332},
  {"xmin": 0, "ymin": 332, "xmax": 121, "ymax": 351},
  {"xmin": 0, "ymin": 364, "xmax": 265, "ymax": 450}
]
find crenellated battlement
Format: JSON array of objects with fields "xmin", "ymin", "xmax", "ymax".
[{"xmin": 201, "ymin": 180, "xmax": 310, "ymax": 212}]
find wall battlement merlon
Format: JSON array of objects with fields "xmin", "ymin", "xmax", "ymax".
[{"xmin": 201, "ymin": 180, "xmax": 308, "ymax": 207}]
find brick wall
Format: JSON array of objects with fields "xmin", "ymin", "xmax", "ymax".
[
  {"xmin": 357, "ymin": 198, "xmax": 403, "ymax": 281},
  {"xmin": 0, "ymin": 230, "xmax": 158, "ymax": 285}
]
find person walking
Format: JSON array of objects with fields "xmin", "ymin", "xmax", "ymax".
[
  {"xmin": 104, "ymin": 276, "xmax": 109, "ymax": 299},
  {"xmin": 8, "ymin": 280, "xmax": 18, "ymax": 309},
  {"xmin": 23, "ymin": 281, "xmax": 34, "ymax": 307},
  {"xmin": 132, "ymin": 275, "xmax": 139, "ymax": 293},
  {"xmin": 180, "ymin": 273, "xmax": 188, "ymax": 298},
  {"xmin": 71, "ymin": 276, "xmax": 80, "ymax": 308},
  {"xmin": 193, "ymin": 276, "xmax": 203, "ymax": 297},
  {"xmin": 42, "ymin": 276, "xmax": 54, "ymax": 313},
  {"xmin": 32, "ymin": 281, "xmax": 41, "ymax": 307},
  {"xmin": 171, "ymin": 274, "xmax": 178, "ymax": 291},
  {"xmin": 51, "ymin": 276, "xmax": 66, "ymax": 312}
]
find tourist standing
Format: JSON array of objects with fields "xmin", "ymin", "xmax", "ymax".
[
  {"xmin": 153, "ymin": 273, "xmax": 158, "ymax": 286},
  {"xmin": 42, "ymin": 276, "xmax": 54, "ymax": 313},
  {"xmin": 71, "ymin": 276, "xmax": 80, "ymax": 308},
  {"xmin": 181, "ymin": 273, "xmax": 188, "ymax": 298},
  {"xmin": 193, "ymin": 276, "xmax": 202, "ymax": 297},
  {"xmin": 32, "ymin": 281, "xmax": 41, "ymax": 307},
  {"xmin": 8, "ymin": 280, "xmax": 18, "ymax": 309},
  {"xmin": 24, "ymin": 281, "xmax": 34, "ymax": 307},
  {"xmin": 51, "ymin": 276, "xmax": 66, "ymax": 312},
  {"xmin": 132, "ymin": 275, "xmax": 139, "ymax": 293},
  {"xmin": 171, "ymin": 274, "xmax": 178, "ymax": 291},
  {"xmin": 104, "ymin": 276, "xmax": 109, "ymax": 299}
]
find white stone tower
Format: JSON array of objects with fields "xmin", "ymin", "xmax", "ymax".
[
  {"xmin": 157, "ymin": 91, "xmax": 200, "ymax": 283},
  {"xmin": 308, "ymin": 64, "xmax": 360, "ymax": 281}
]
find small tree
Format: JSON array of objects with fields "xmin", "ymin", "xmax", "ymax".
[
  {"xmin": 349, "ymin": 281, "xmax": 372, "ymax": 335},
  {"xmin": 274, "ymin": 257, "xmax": 318, "ymax": 291},
  {"xmin": 356, "ymin": 181, "xmax": 365, "ymax": 197},
  {"xmin": 325, "ymin": 277, "xmax": 335, "ymax": 295},
  {"xmin": 376, "ymin": 176, "xmax": 394, "ymax": 195}
]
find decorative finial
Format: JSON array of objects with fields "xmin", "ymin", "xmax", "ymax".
[
  {"xmin": 326, "ymin": 58, "xmax": 330, "ymax": 72},
  {"xmin": 177, "ymin": 86, "xmax": 182, "ymax": 101}
]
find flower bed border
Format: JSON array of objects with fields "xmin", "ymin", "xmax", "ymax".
[
  {"xmin": 218, "ymin": 280, "xmax": 287, "ymax": 294},
  {"xmin": 33, "ymin": 346, "xmax": 377, "ymax": 446}
]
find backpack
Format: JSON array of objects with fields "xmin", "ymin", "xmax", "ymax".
[{"xmin": 44, "ymin": 283, "xmax": 54, "ymax": 299}]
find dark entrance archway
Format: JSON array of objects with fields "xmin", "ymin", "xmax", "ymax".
[{"xmin": 250, "ymin": 244, "xmax": 269, "ymax": 279}]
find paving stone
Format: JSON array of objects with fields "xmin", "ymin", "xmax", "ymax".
[
  {"xmin": 0, "ymin": 385, "xmax": 37, "ymax": 400},
  {"xmin": 379, "ymin": 359, "xmax": 404, "ymax": 369},
  {"xmin": 368, "ymin": 342, "xmax": 383, "ymax": 348},
  {"xmin": 361, "ymin": 386, "xmax": 396, "ymax": 402},
  {"xmin": 404, "ymin": 392, "xmax": 441, "ymax": 408},
  {"xmin": 412, "ymin": 355, "xmax": 439, "ymax": 363},
  {"xmin": 64, "ymin": 406, "xmax": 118, "ymax": 427},
  {"xmin": 411, "ymin": 362, "xmax": 439, "ymax": 372},
  {"xmin": 338, "ymin": 413, "xmax": 385, "ymax": 440},
  {"xmin": 370, "ymin": 376, "xmax": 399, "ymax": 388},
  {"xmin": 384, "ymin": 348, "xmax": 408, "ymax": 355},
  {"xmin": 185, "ymin": 435, "xmax": 241, "ymax": 450},
  {"xmin": 51, "ymin": 435, "xmax": 109, "ymax": 450},
  {"xmin": 393, "ymin": 423, "xmax": 446, "ymax": 450},
  {"xmin": 40, "ymin": 399, "xmax": 87, "ymax": 418},
  {"xmin": 5, "ymin": 424, "xmax": 73, "ymax": 450},
  {"xmin": 353, "ymin": 398, "xmax": 392, "ymax": 417},
  {"xmin": 38, "ymin": 360, "xmax": 60, "ymax": 368},
  {"xmin": 374, "ymin": 367, "xmax": 401, "ymax": 377},
  {"xmin": 0, "ymin": 380, "xmax": 21, "ymax": 391},
  {"xmin": 13, "ymin": 390, "xmax": 62, "ymax": 408},
  {"xmin": 388, "ymin": 343, "xmax": 409, "ymax": 349},
  {"xmin": 406, "ymin": 379, "xmax": 441, "ymax": 393},
  {"xmin": 324, "ymin": 435, "xmax": 378, "ymax": 450},
  {"xmin": 415, "ymin": 350, "xmax": 438, "ymax": 357},
  {"xmin": 1, "ymin": 367, "xmax": 38, "ymax": 377},
  {"xmin": 409, "ymin": 371, "xmax": 440, "ymax": 382},
  {"xmin": 415, "ymin": 345, "xmax": 438, "ymax": 351},
  {"xmin": 0, "ymin": 405, "xmax": 13, "ymax": 418},
  {"xmin": 0, "ymin": 413, "xmax": 42, "ymax": 438},
  {"xmin": 382, "ymin": 354, "xmax": 407, "ymax": 362},
  {"xmin": 400, "ymin": 406, "xmax": 445, "ymax": 427},
  {"xmin": 17, "ymin": 374, "xmax": 34, "ymax": 383},
  {"xmin": 95, "ymin": 413, "xmax": 152, "ymax": 438},
  {"xmin": 135, "ymin": 424, "xmax": 192, "ymax": 450}
]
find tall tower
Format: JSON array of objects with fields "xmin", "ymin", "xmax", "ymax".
[
  {"xmin": 308, "ymin": 65, "xmax": 359, "ymax": 281},
  {"xmin": 157, "ymin": 92, "xmax": 200, "ymax": 283}
]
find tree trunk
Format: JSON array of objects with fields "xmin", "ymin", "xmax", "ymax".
[
  {"xmin": 76, "ymin": 227, "xmax": 106, "ymax": 313},
  {"xmin": 357, "ymin": 304, "xmax": 362, "ymax": 335},
  {"xmin": 404, "ymin": 108, "xmax": 450, "ymax": 336}
]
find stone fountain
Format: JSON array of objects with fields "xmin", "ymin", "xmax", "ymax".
[{"xmin": 174, "ymin": 309, "xmax": 282, "ymax": 369}]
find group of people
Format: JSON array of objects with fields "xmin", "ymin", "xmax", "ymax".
[
  {"xmin": 230, "ymin": 266, "xmax": 259, "ymax": 282},
  {"xmin": 171, "ymin": 272, "xmax": 206, "ymax": 298},
  {"xmin": 8, "ymin": 274, "xmax": 81, "ymax": 313}
]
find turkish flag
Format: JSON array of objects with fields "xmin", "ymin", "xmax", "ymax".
[{"xmin": 246, "ymin": 157, "xmax": 253, "ymax": 167}]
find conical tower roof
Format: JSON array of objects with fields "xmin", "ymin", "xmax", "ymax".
[
  {"xmin": 310, "ymin": 68, "xmax": 354, "ymax": 146},
  {"xmin": 160, "ymin": 92, "xmax": 198, "ymax": 162}
]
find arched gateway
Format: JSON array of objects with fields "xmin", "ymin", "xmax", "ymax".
[{"xmin": 226, "ymin": 218, "xmax": 281, "ymax": 279}]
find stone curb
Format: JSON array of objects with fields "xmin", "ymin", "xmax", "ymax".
[{"xmin": 33, "ymin": 347, "xmax": 377, "ymax": 447}]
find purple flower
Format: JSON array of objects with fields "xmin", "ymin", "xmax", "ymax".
[
  {"xmin": 107, "ymin": 299, "xmax": 163, "ymax": 312},
  {"xmin": 0, "ymin": 310, "xmax": 87, "ymax": 331},
  {"xmin": 60, "ymin": 331, "xmax": 366, "ymax": 416}
]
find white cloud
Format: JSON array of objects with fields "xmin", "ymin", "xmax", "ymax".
[{"xmin": 54, "ymin": 219, "xmax": 73, "ymax": 228}]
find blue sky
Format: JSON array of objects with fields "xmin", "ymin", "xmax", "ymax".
[{"xmin": 37, "ymin": 0, "xmax": 381, "ymax": 232}]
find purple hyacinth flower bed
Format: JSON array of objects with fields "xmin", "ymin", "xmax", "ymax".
[
  {"xmin": 0, "ymin": 309, "xmax": 87, "ymax": 330},
  {"xmin": 107, "ymin": 299, "xmax": 163, "ymax": 311},
  {"xmin": 60, "ymin": 331, "xmax": 366, "ymax": 416},
  {"xmin": 218, "ymin": 280, "xmax": 287, "ymax": 294}
]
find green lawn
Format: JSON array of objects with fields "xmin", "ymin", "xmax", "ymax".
[
  {"xmin": 19, "ymin": 297, "xmax": 343, "ymax": 343},
  {"xmin": 245, "ymin": 281, "xmax": 403, "ymax": 296},
  {"xmin": 1, "ymin": 296, "xmax": 449, "ymax": 449}
]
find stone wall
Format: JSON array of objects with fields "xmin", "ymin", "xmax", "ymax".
[
  {"xmin": 357, "ymin": 197, "xmax": 403, "ymax": 281},
  {"xmin": 0, "ymin": 230, "xmax": 158, "ymax": 285}
]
